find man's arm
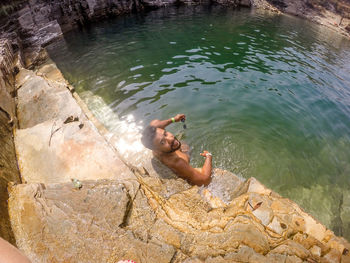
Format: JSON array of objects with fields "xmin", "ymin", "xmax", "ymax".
[
  {"xmin": 168, "ymin": 151, "xmax": 212, "ymax": 186},
  {"xmin": 0, "ymin": 237, "xmax": 32, "ymax": 263},
  {"xmin": 150, "ymin": 114, "xmax": 185, "ymax": 129}
]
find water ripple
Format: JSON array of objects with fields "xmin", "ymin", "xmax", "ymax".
[{"xmin": 47, "ymin": 6, "xmax": 350, "ymax": 240}]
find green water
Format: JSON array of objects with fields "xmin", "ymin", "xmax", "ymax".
[{"xmin": 47, "ymin": 6, "xmax": 350, "ymax": 239}]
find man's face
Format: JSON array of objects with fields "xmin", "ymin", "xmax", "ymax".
[{"xmin": 153, "ymin": 128, "xmax": 181, "ymax": 153}]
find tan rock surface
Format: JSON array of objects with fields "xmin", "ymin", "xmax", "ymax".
[
  {"xmin": 16, "ymin": 72, "xmax": 81, "ymax": 129},
  {"xmin": 14, "ymin": 63, "xmax": 134, "ymax": 185},
  {"xmin": 8, "ymin": 180, "xmax": 175, "ymax": 263},
  {"xmin": 15, "ymin": 118, "xmax": 133, "ymax": 184}
]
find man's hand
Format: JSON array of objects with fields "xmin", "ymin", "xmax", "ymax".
[
  {"xmin": 200, "ymin": 150, "xmax": 212, "ymax": 158},
  {"xmin": 174, "ymin": 114, "xmax": 186, "ymax": 122}
]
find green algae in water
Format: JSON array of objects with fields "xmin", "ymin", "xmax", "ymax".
[{"xmin": 47, "ymin": 6, "xmax": 350, "ymax": 239}]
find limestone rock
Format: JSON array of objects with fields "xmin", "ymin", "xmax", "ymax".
[
  {"xmin": 250, "ymin": 0, "xmax": 350, "ymax": 37},
  {"xmin": 270, "ymin": 240, "xmax": 311, "ymax": 259},
  {"xmin": 150, "ymin": 219, "xmax": 183, "ymax": 249},
  {"xmin": 323, "ymin": 248, "xmax": 342, "ymax": 263},
  {"xmin": 15, "ymin": 118, "xmax": 134, "ymax": 184},
  {"xmin": 0, "ymin": 110, "xmax": 20, "ymax": 244},
  {"xmin": 247, "ymin": 177, "xmax": 272, "ymax": 196},
  {"xmin": 268, "ymin": 216, "xmax": 285, "ymax": 235},
  {"xmin": 303, "ymin": 214, "xmax": 327, "ymax": 242},
  {"xmin": 206, "ymin": 168, "xmax": 247, "ymax": 204},
  {"xmin": 310, "ymin": 245, "xmax": 322, "ymax": 257},
  {"xmin": 249, "ymin": 193, "xmax": 273, "ymax": 226},
  {"xmin": 8, "ymin": 180, "xmax": 176, "ymax": 263},
  {"xmin": 16, "ymin": 67, "xmax": 80, "ymax": 129},
  {"xmin": 14, "ymin": 65, "xmax": 135, "ymax": 185},
  {"xmin": 292, "ymin": 233, "xmax": 327, "ymax": 253},
  {"xmin": 285, "ymin": 255, "xmax": 303, "ymax": 263},
  {"xmin": 225, "ymin": 245, "xmax": 268, "ymax": 262},
  {"xmin": 265, "ymin": 253, "xmax": 288, "ymax": 262},
  {"xmin": 124, "ymin": 186, "xmax": 157, "ymax": 242},
  {"xmin": 183, "ymin": 258, "xmax": 204, "ymax": 263}
]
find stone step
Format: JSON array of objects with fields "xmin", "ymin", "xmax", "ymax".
[
  {"xmin": 14, "ymin": 62, "xmax": 135, "ymax": 185},
  {"xmin": 16, "ymin": 67, "xmax": 80, "ymax": 129}
]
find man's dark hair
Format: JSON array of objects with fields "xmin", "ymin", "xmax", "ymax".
[{"xmin": 141, "ymin": 125, "xmax": 157, "ymax": 150}]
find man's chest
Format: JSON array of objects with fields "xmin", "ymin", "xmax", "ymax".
[
  {"xmin": 157, "ymin": 150, "xmax": 189, "ymax": 165},
  {"xmin": 175, "ymin": 150, "xmax": 190, "ymax": 163}
]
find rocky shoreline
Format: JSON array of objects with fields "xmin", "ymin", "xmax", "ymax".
[
  {"xmin": 5, "ymin": 59, "xmax": 350, "ymax": 262},
  {"xmin": 0, "ymin": 0, "xmax": 350, "ymax": 262}
]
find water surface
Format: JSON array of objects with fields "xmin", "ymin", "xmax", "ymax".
[{"xmin": 47, "ymin": 6, "xmax": 350, "ymax": 239}]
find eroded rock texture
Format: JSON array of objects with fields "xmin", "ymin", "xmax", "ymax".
[
  {"xmin": 0, "ymin": 38, "xmax": 21, "ymax": 244},
  {"xmin": 9, "ymin": 168, "xmax": 350, "ymax": 262},
  {"xmin": 8, "ymin": 180, "xmax": 177, "ymax": 263}
]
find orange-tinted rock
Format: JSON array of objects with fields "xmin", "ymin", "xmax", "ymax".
[
  {"xmin": 9, "ymin": 181, "xmax": 175, "ymax": 263},
  {"xmin": 270, "ymin": 240, "xmax": 311, "ymax": 259},
  {"xmin": 322, "ymin": 248, "xmax": 341, "ymax": 263}
]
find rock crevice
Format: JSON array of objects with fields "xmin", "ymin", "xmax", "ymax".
[{"xmin": 0, "ymin": 38, "xmax": 21, "ymax": 245}]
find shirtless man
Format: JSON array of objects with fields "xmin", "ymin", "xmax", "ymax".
[{"xmin": 141, "ymin": 114, "xmax": 212, "ymax": 186}]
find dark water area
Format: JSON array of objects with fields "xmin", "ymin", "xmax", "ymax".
[{"xmin": 47, "ymin": 6, "xmax": 350, "ymax": 239}]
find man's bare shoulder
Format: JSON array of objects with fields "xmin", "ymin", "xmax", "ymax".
[
  {"xmin": 153, "ymin": 151, "xmax": 210, "ymax": 186},
  {"xmin": 155, "ymin": 151, "xmax": 182, "ymax": 167}
]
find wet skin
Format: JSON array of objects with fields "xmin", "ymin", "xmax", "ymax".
[
  {"xmin": 153, "ymin": 128, "xmax": 190, "ymax": 163},
  {"xmin": 150, "ymin": 114, "xmax": 212, "ymax": 186}
]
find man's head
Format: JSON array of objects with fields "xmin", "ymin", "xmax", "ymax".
[{"xmin": 141, "ymin": 125, "xmax": 181, "ymax": 153}]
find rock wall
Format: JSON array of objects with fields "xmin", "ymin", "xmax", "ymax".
[
  {"xmin": 0, "ymin": 39, "xmax": 21, "ymax": 244},
  {"xmin": 1, "ymin": 0, "xmax": 349, "ymax": 67},
  {"xmin": 0, "ymin": 0, "xmax": 218, "ymax": 67},
  {"xmin": 0, "ymin": 0, "xmax": 143, "ymax": 68},
  {"xmin": 249, "ymin": 0, "xmax": 350, "ymax": 37}
]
